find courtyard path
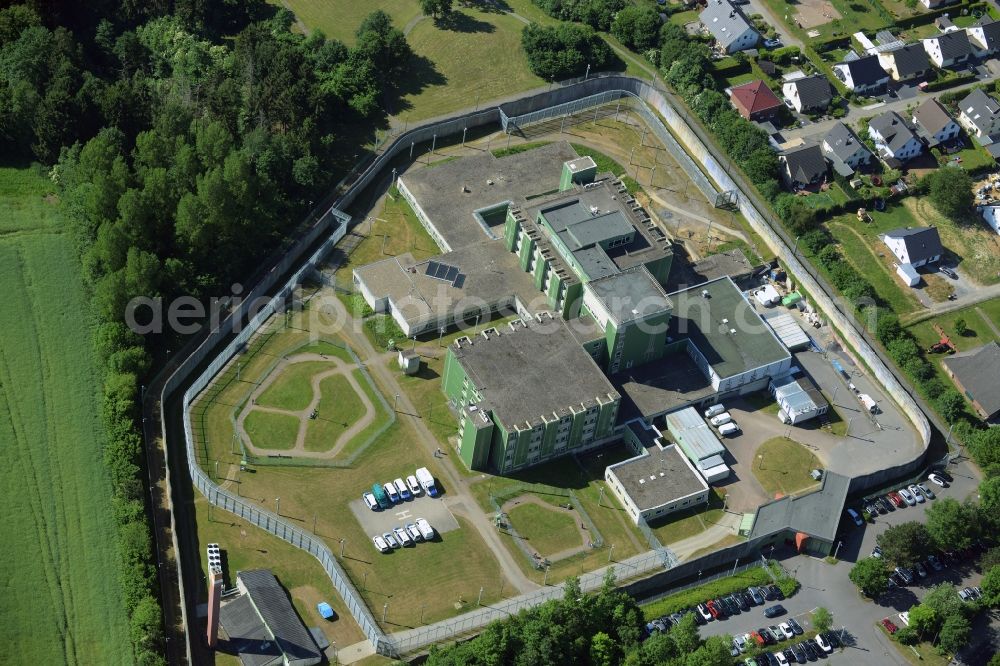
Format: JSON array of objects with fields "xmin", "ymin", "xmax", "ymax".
[
  {"xmin": 669, "ymin": 512, "xmax": 743, "ymax": 562},
  {"xmin": 499, "ymin": 494, "xmax": 593, "ymax": 563}
]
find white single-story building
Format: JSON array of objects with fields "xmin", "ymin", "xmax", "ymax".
[
  {"xmin": 605, "ymin": 441, "xmax": 710, "ymax": 525},
  {"xmin": 770, "ymin": 374, "xmax": 829, "ymax": 425}
]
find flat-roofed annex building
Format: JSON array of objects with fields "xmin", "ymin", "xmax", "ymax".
[
  {"xmin": 442, "ymin": 315, "xmax": 621, "ymax": 473},
  {"xmin": 605, "ymin": 438, "xmax": 710, "ymax": 525}
]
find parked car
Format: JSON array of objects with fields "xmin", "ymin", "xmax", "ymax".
[
  {"xmin": 706, "ymin": 600, "xmax": 721, "ymax": 619},
  {"xmin": 406, "ymin": 474, "xmax": 422, "ymax": 496},
  {"xmin": 908, "ymin": 484, "xmax": 925, "ymax": 503},
  {"xmin": 705, "ymin": 404, "xmax": 726, "ymax": 418},
  {"xmin": 814, "ymin": 633, "xmax": 833, "ymax": 654},
  {"xmin": 895, "ymin": 567, "xmax": 914, "ymax": 585},
  {"xmin": 768, "ymin": 625, "xmax": 783, "ymax": 642},
  {"xmin": 736, "ymin": 593, "xmax": 751, "ymax": 611},
  {"xmin": 940, "ymin": 266, "xmax": 957, "ymax": 279},
  {"xmin": 846, "ymin": 508, "xmax": 864, "ymax": 527},
  {"xmin": 363, "ymin": 492, "xmax": 379, "ymax": 511},
  {"xmin": 877, "ymin": 496, "xmax": 894, "ymax": 512},
  {"xmin": 872, "ymin": 545, "xmax": 882, "ymax": 558},
  {"xmin": 914, "ymin": 562, "xmax": 928, "ymax": 579},
  {"xmin": 767, "ymin": 584, "xmax": 784, "ymax": 600},
  {"xmin": 384, "ymin": 482, "xmax": 400, "ymax": 503},
  {"xmin": 959, "ymin": 587, "xmax": 974, "ymax": 602},
  {"xmin": 718, "ymin": 422, "xmax": 741, "ymax": 436},
  {"xmin": 764, "ymin": 38, "xmax": 783, "ymax": 48},
  {"xmin": 887, "ymin": 492, "xmax": 905, "ymax": 508},
  {"xmin": 787, "ymin": 617, "xmax": 803, "ymax": 635},
  {"xmin": 749, "ymin": 587, "xmax": 765, "ymax": 604},
  {"xmin": 405, "ymin": 522, "xmax": 422, "ymax": 542},
  {"xmin": 881, "ymin": 618, "xmax": 898, "ymax": 634},
  {"xmin": 373, "ymin": 535, "xmax": 391, "ymax": 553},
  {"xmin": 393, "ymin": 526, "xmax": 413, "ymax": 546},
  {"xmin": 710, "ymin": 412, "xmax": 733, "ymax": 427},
  {"xmin": 801, "ymin": 640, "xmax": 819, "ymax": 660},
  {"xmin": 734, "ymin": 634, "xmax": 749, "ymax": 653},
  {"xmin": 394, "ymin": 478, "xmax": 412, "ymax": 501},
  {"xmin": 779, "ymin": 622, "xmax": 794, "ymax": 639},
  {"xmin": 383, "ymin": 531, "xmax": 399, "ymax": 549},
  {"xmin": 823, "ymin": 632, "xmax": 840, "ymax": 648},
  {"xmin": 750, "ymin": 631, "xmax": 766, "ymax": 647},
  {"xmin": 415, "ymin": 517, "xmax": 435, "ymax": 540},
  {"xmin": 775, "ymin": 650, "xmax": 790, "ymax": 666},
  {"xmin": 928, "ymin": 472, "xmax": 948, "ymax": 487},
  {"xmin": 782, "ymin": 648, "xmax": 796, "ymax": 665},
  {"xmin": 789, "ymin": 643, "xmax": 807, "ymax": 663},
  {"xmin": 898, "ymin": 488, "xmax": 916, "ymax": 506},
  {"xmin": 698, "ymin": 603, "xmax": 713, "ymax": 622},
  {"xmin": 764, "ymin": 604, "xmax": 786, "ymax": 618},
  {"xmin": 898, "ymin": 611, "xmax": 910, "ymax": 626},
  {"xmin": 917, "ymin": 482, "xmax": 935, "ymax": 500}
]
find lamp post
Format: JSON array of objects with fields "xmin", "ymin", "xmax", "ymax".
[
  {"xmin": 393, "ymin": 393, "xmax": 400, "ymax": 412},
  {"xmin": 598, "ymin": 486, "xmax": 605, "ymax": 507},
  {"xmin": 340, "ymin": 538, "xmax": 346, "ymax": 558},
  {"xmin": 732, "ymin": 557, "xmax": 739, "ymax": 575},
  {"xmin": 439, "ymin": 326, "xmax": 445, "ymax": 347},
  {"xmin": 275, "ymin": 497, "xmax": 280, "ymax": 516},
  {"xmin": 608, "ymin": 543, "xmax": 616, "ymax": 563},
  {"xmin": 477, "ymin": 586, "xmax": 484, "ymax": 606},
  {"xmin": 363, "ymin": 571, "xmax": 369, "ymax": 590},
  {"xmin": 757, "ymin": 454, "xmax": 765, "ymax": 470},
  {"xmin": 543, "ymin": 565, "xmax": 551, "ymax": 585},
  {"xmin": 833, "ymin": 540, "xmax": 843, "ymax": 559},
  {"xmin": 382, "ymin": 602, "xmax": 389, "ymax": 622}
]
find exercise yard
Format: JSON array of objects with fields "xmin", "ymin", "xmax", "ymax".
[
  {"xmin": 753, "ymin": 437, "xmax": 824, "ymax": 498},
  {"xmin": 235, "ymin": 351, "xmax": 384, "ymax": 458},
  {"xmin": 503, "ymin": 496, "xmax": 588, "ymax": 561},
  {"xmin": 190, "ymin": 294, "xmax": 509, "ymax": 629}
]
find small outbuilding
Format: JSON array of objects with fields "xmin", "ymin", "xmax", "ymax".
[
  {"xmin": 398, "ymin": 349, "xmax": 421, "ymax": 375},
  {"xmin": 770, "ymin": 374, "xmax": 829, "ymax": 424}
]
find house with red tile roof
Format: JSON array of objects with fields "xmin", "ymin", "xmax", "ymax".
[{"xmin": 729, "ymin": 80, "xmax": 783, "ymax": 122}]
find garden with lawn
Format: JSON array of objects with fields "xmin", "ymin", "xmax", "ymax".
[{"xmin": 753, "ymin": 437, "xmax": 824, "ymax": 497}]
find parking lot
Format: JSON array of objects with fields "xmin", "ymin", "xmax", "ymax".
[{"xmin": 348, "ymin": 494, "xmax": 460, "ymax": 541}]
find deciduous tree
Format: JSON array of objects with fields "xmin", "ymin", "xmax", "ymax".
[{"xmin": 849, "ymin": 557, "xmax": 891, "ymax": 598}]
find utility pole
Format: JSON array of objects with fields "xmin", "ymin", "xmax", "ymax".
[
  {"xmin": 313, "ymin": 514, "xmax": 317, "ymax": 534},
  {"xmin": 382, "ymin": 602, "xmax": 389, "ymax": 622},
  {"xmin": 393, "ymin": 393, "xmax": 400, "ymax": 412},
  {"xmin": 462, "ymin": 127, "xmax": 467, "ymax": 147},
  {"xmin": 340, "ymin": 538, "xmax": 346, "ymax": 558},
  {"xmin": 419, "ymin": 604, "xmax": 426, "ymax": 624},
  {"xmin": 543, "ymin": 565, "xmax": 551, "ymax": 585},
  {"xmin": 477, "ymin": 586, "xmax": 484, "ymax": 606},
  {"xmin": 598, "ymin": 486, "xmax": 605, "ymax": 507},
  {"xmin": 214, "ymin": 460, "xmax": 219, "ymax": 481},
  {"xmin": 732, "ymin": 557, "xmax": 739, "ymax": 576},
  {"xmin": 608, "ymin": 543, "xmax": 615, "ymax": 563},
  {"xmin": 363, "ymin": 571, "xmax": 369, "ymax": 590}
]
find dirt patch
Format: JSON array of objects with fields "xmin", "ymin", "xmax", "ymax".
[{"xmin": 791, "ymin": 0, "xmax": 842, "ymax": 29}]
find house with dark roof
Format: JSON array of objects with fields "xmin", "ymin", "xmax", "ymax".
[
  {"xmin": 958, "ymin": 88, "xmax": 1000, "ymax": 143},
  {"xmin": 222, "ymin": 569, "xmax": 322, "ymax": 666},
  {"xmin": 968, "ymin": 19, "xmax": 1000, "ymax": 56},
  {"xmin": 881, "ymin": 226, "xmax": 943, "ymax": 268},
  {"xmin": 833, "ymin": 55, "xmax": 889, "ymax": 95},
  {"xmin": 923, "ymin": 30, "xmax": 974, "ymax": 67},
  {"xmin": 700, "ymin": 0, "xmax": 759, "ymax": 53},
  {"xmin": 778, "ymin": 144, "xmax": 829, "ymax": 189},
  {"xmin": 821, "ymin": 122, "xmax": 873, "ymax": 176},
  {"xmin": 868, "ymin": 111, "xmax": 923, "ymax": 165},
  {"xmin": 729, "ymin": 80, "xmax": 783, "ymax": 122},
  {"xmin": 782, "ymin": 75, "xmax": 833, "ymax": 114},
  {"xmin": 877, "ymin": 43, "xmax": 932, "ymax": 81},
  {"xmin": 942, "ymin": 342, "xmax": 1000, "ymax": 420},
  {"xmin": 911, "ymin": 98, "xmax": 961, "ymax": 147}
]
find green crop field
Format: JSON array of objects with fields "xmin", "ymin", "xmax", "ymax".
[{"xmin": 0, "ymin": 165, "xmax": 133, "ymax": 663}]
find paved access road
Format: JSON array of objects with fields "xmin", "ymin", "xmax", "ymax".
[{"xmin": 693, "ymin": 456, "xmax": 985, "ymax": 665}]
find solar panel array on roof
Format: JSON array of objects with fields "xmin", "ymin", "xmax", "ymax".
[
  {"xmin": 452, "ymin": 274, "xmax": 466, "ymax": 289},
  {"xmin": 425, "ymin": 261, "xmax": 440, "ymax": 276}
]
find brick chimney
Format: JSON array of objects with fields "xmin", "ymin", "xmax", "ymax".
[{"xmin": 206, "ymin": 566, "xmax": 223, "ymax": 648}]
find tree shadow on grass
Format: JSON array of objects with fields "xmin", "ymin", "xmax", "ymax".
[
  {"xmin": 384, "ymin": 54, "xmax": 448, "ymax": 115},
  {"xmin": 435, "ymin": 9, "xmax": 497, "ymax": 33},
  {"xmin": 459, "ymin": 0, "xmax": 513, "ymax": 14}
]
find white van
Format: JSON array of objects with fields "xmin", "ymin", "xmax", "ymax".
[
  {"xmin": 718, "ymin": 422, "xmax": 740, "ymax": 436},
  {"xmin": 704, "ymin": 404, "xmax": 726, "ymax": 418},
  {"xmin": 415, "ymin": 518, "xmax": 435, "ymax": 540},
  {"xmin": 858, "ymin": 393, "xmax": 878, "ymax": 414},
  {"xmin": 709, "ymin": 412, "xmax": 732, "ymax": 427}
]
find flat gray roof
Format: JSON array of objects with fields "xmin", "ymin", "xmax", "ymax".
[
  {"xmin": 749, "ymin": 471, "xmax": 850, "ymax": 543},
  {"xmin": 452, "ymin": 317, "xmax": 620, "ymax": 429},
  {"xmin": 398, "ymin": 142, "xmax": 579, "ymax": 250},
  {"xmin": 586, "ymin": 266, "xmax": 672, "ymax": 325},
  {"xmin": 667, "ymin": 276, "xmax": 790, "ymax": 379},
  {"xmin": 664, "ymin": 406, "xmax": 726, "ymax": 461},
  {"xmin": 614, "ymin": 351, "xmax": 716, "ymax": 420},
  {"xmin": 608, "ymin": 444, "xmax": 708, "ymax": 511},
  {"xmin": 353, "ymin": 242, "xmax": 545, "ymax": 331}
]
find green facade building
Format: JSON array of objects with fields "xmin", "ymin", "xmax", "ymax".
[{"xmin": 442, "ymin": 317, "xmax": 621, "ymax": 473}]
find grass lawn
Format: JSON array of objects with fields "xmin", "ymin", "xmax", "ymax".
[
  {"xmin": 907, "ymin": 304, "xmax": 1000, "ymax": 351},
  {"xmin": 244, "ymin": 410, "xmax": 301, "ymax": 450},
  {"xmin": 936, "ymin": 142, "xmax": 994, "ymax": 171},
  {"xmin": 395, "ymin": 7, "xmax": 545, "ymax": 121},
  {"xmin": 753, "ymin": 437, "xmax": 823, "ymax": 497},
  {"xmin": 276, "ymin": 0, "xmax": 422, "ymax": 44},
  {"xmin": 257, "ymin": 361, "xmax": 330, "ymax": 411},
  {"xmin": 506, "ymin": 501, "xmax": 584, "ymax": 557},
  {"xmin": 303, "ymin": 373, "xmax": 367, "ymax": 452},
  {"xmin": 468, "ymin": 443, "xmax": 649, "ymax": 585},
  {"xmin": 881, "ymin": 0, "xmax": 925, "ymax": 19},
  {"xmin": 876, "ymin": 622, "xmax": 952, "ymax": 666},
  {"xmin": 334, "ymin": 186, "xmax": 440, "ymax": 287},
  {"xmin": 904, "ymin": 196, "xmax": 1000, "ymax": 286},
  {"xmin": 669, "ymin": 9, "xmax": 701, "ymax": 26},
  {"xmin": 0, "ymin": 165, "xmax": 133, "ymax": 663},
  {"xmin": 647, "ymin": 488, "xmax": 728, "ymax": 545}
]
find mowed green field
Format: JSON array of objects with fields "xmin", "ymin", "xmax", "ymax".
[
  {"xmin": 279, "ymin": 0, "xmax": 423, "ymax": 44},
  {"xmin": 0, "ymin": 166, "xmax": 133, "ymax": 663}
]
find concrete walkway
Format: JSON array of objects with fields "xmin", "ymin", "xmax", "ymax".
[
  {"xmin": 670, "ymin": 512, "xmax": 743, "ymax": 562},
  {"xmin": 903, "ymin": 279, "xmax": 1000, "ymax": 325}
]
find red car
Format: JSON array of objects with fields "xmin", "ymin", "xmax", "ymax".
[
  {"xmin": 881, "ymin": 618, "xmax": 898, "ymax": 635},
  {"xmin": 750, "ymin": 631, "xmax": 766, "ymax": 647},
  {"xmin": 887, "ymin": 492, "xmax": 905, "ymax": 509},
  {"xmin": 706, "ymin": 601, "xmax": 720, "ymax": 619}
]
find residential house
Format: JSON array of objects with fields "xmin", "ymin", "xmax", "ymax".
[
  {"xmin": 911, "ymin": 98, "xmax": 961, "ymax": 147},
  {"xmin": 778, "ymin": 144, "xmax": 829, "ymax": 189},
  {"xmin": 942, "ymin": 342, "xmax": 1000, "ymax": 421},
  {"xmin": 877, "ymin": 43, "xmax": 932, "ymax": 82},
  {"xmin": 833, "ymin": 55, "xmax": 889, "ymax": 95},
  {"xmin": 868, "ymin": 111, "xmax": 924, "ymax": 164},
  {"xmin": 967, "ymin": 19, "xmax": 1000, "ymax": 57},
  {"xmin": 881, "ymin": 226, "xmax": 943, "ymax": 268},
  {"xmin": 729, "ymin": 80, "xmax": 784, "ymax": 122},
  {"xmin": 980, "ymin": 203, "xmax": 1000, "ymax": 234},
  {"xmin": 958, "ymin": 88, "xmax": 1000, "ymax": 143},
  {"xmin": 920, "ymin": 0, "xmax": 959, "ymax": 9},
  {"xmin": 782, "ymin": 75, "xmax": 833, "ymax": 114},
  {"xmin": 700, "ymin": 0, "xmax": 760, "ymax": 53},
  {"xmin": 923, "ymin": 30, "xmax": 974, "ymax": 68},
  {"xmin": 821, "ymin": 122, "xmax": 873, "ymax": 176}
]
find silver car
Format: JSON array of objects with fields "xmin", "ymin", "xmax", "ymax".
[{"xmin": 908, "ymin": 484, "xmax": 925, "ymax": 503}]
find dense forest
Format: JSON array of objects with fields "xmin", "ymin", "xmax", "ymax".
[{"xmin": 1, "ymin": 1, "xmax": 412, "ymax": 662}]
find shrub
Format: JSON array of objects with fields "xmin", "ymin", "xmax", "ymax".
[{"xmin": 521, "ymin": 22, "xmax": 616, "ymax": 80}]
